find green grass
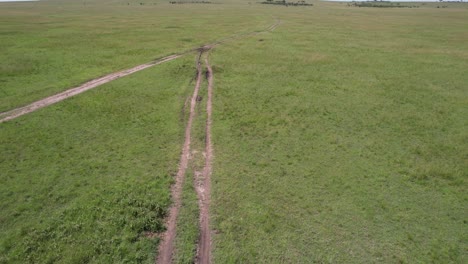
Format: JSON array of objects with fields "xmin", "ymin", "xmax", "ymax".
[
  {"xmin": 1, "ymin": 1, "xmax": 467, "ymax": 263},
  {"xmin": 0, "ymin": 0, "xmax": 272, "ymax": 112},
  {"xmin": 0, "ymin": 56, "xmax": 195, "ymax": 263},
  {"xmin": 210, "ymin": 4, "xmax": 468, "ymax": 263},
  {"xmin": 174, "ymin": 170, "xmax": 200, "ymax": 264}
]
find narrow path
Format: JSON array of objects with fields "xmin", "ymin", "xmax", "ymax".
[
  {"xmin": 195, "ymin": 57, "xmax": 214, "ymax": 264},
  {"xmin": 156, "ymin": 51, "xmax": 205, "ymax": 264},
  {"xmin": 0, "ymin": 54, "xmax": 182, "ymax": 123}
]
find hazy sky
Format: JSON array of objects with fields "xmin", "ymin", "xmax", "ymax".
[
  {"xmin": 0, "ymin": 0, "xmax": 38, "ymax": 2},
  {"xmin": 325, "ymin": 0, "xmax": 464, "ymax": 2},
  {"xmin": 0, "ymin": 0, "xmax": 464, "ymax": 2}
]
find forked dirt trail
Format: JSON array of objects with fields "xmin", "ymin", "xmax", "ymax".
[
  {"xmin": 0, "ymin": 54, "xmax": 182, "ymax": 123},
  {"xmin": 0, "ymin": 19, "xmax": 280, "ymax": 263},
  {"xmin": 156, "ymin": 51, "xmax": 205, "ymax": 264},
  {"xmin": 194, "ymin": 57, "xmax": 214, "ymax": 264},
  {"xmin": 0, "ymin": 19, "xmax": 280, "ymax": 124}
]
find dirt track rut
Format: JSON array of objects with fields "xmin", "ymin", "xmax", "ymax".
[
  {"xmin": 156, "ymin": 52, "xmax": 204, "ymax": 264},
  {"xmin": 194, "ymin": 57, "xmax": 214, "ymax": 264},
  {"xmin": 156, "ymin": 50, "xmax": 214, "ymax": 264},
  {"xmin": 0, "ymin": 54, "xmax": 181, "ymax": 123}
]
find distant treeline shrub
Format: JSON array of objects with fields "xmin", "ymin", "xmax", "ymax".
[
  {"xmin": 260, "ymin": 0, "xmax": 313, "ymax": 6},
  {"xmin": 169, "ymin": 1, "xmax": 213, "ymax": 3},
  {"xmin": 348, "ymin": 1, "xmax": 420, "ymax": 8}
]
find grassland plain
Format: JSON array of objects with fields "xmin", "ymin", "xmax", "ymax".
[
  {"xmin": 1, "ymin": 0, "xmax": 467, "ymax": 263},
  {"xmin": 0, "ymin": 55, "xmax": 197, "ymax": 263},
  {"xmin": 210, "ymin": 3, "xmax": 468, "ymax": 263},
  {"xmin": 0, "ymin": 0, "xmax": 273, "ymax": 112}
]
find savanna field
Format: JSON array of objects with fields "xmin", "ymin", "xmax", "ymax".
[{"xmin": 0, "ymin": 0, "xmax": 467, "ymax": 263}]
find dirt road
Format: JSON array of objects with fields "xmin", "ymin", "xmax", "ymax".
[
  {"xmin": 194, "ymin": 57, "xmax": 214, "ymax": 264},
  {"xmin": 156, "ymin": 50, "xmax": 214, "ymax": 264},
  {"xmin": 0, "ymin": 54, "xmax": 182, "ymax": 123},
  {"xmin": 156, "ymin": 51, "xmax": 205, "ymax": 264},
  {"xmin": 156, "ymin": 20, "xmax": 281, "ymax": 264}
]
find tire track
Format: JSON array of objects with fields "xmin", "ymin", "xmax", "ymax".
[
  {"xmin": 0, "ymin": 54, "xmax": 182, "ymax": 123},
  {"xmin": 156, "ymin": 51, "xmax": 205, "ymax": 264},
  {"xmin": 203, "ymin": 18, "xmax": 281, "ymax": 50},
  {"xmin": 194, "ymin": 56, "xmax": 214, "ymax": 264},
  {"xmin": 157, "ymin": 19, "xmax": 280, "ymax": 264}
]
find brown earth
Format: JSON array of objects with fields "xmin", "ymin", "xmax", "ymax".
[
  {"xmin": 156, "ymin": 51, "xmax": 205, "ymax": 264},
  {"xmin": 194, "ymin": 56, "xmax": 214, "ymax": 264}
]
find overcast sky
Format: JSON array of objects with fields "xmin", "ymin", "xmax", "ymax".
[
  {"xmin": 0, "ymin": 0, "xmax": 465, "ymax": 2},
  {"xmin": 325, "ymin": 0, "xmax": 465, "ymax": 2}
]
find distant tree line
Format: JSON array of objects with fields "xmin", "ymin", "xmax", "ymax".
[
  {"xmin": 260, "ymin": 0, "xmax": 313, "ymax": 6},
  {"xmin": 169, "ymin": 1, "xmax": 213, "ymax": 4},
  {"xmin": 348, "ymin": 2, "xmax": 419, "ymax": 8}
]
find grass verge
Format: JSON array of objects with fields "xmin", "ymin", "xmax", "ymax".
[{"xmin": 174, "ymin": 170, "xmax": 200, "ymax": 264}]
